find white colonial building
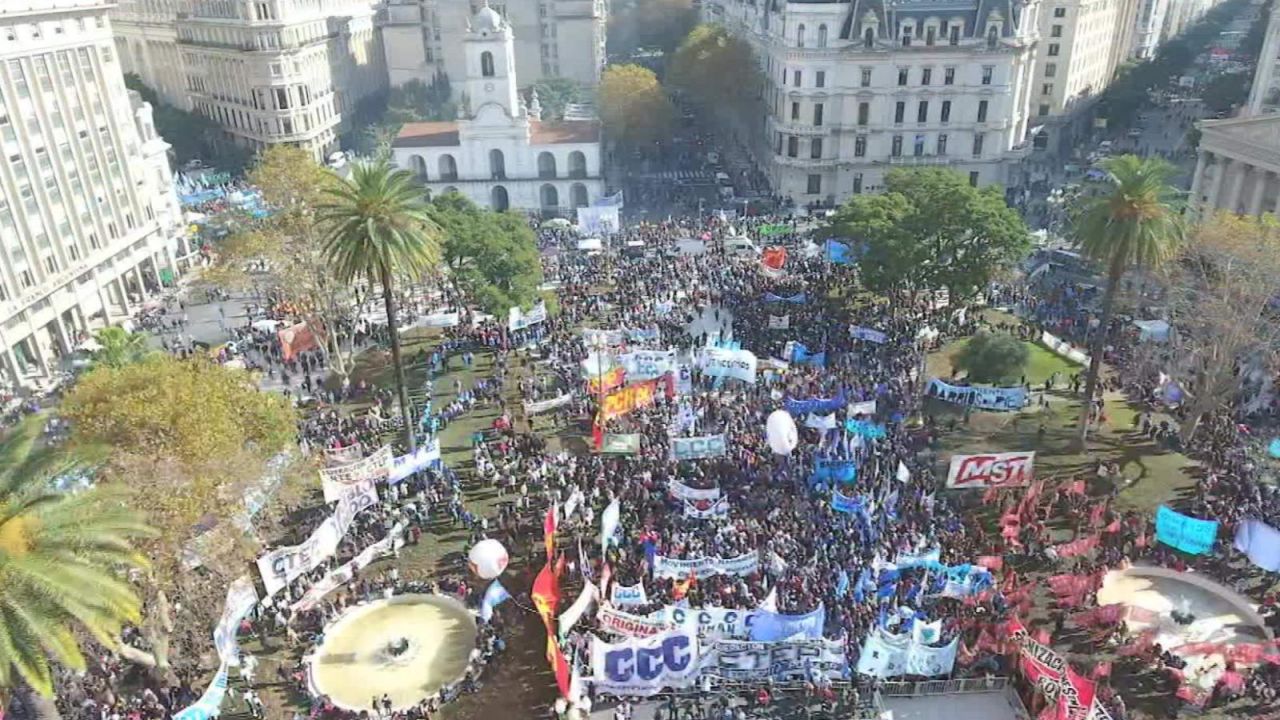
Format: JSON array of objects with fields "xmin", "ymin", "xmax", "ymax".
[
  {"xmin": 703, "ymin": 0, "xmax": 1041, "ymax": 203},
  {"xmin": 1, "ymin": 0, "xmax": 183, "ymax": 390},
  {"xmin": 1188, "ymin": 114, "xmax": 1280, "ymax": 217},
  {"xmin": 389, "ymin": 6, "xmax": 603, "ymax": 214}
]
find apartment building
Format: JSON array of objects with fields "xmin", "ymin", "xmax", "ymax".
[
  {"xmin": 112, "ymin": 0, "xmax": 387, "ymax": 160},
  {"xmin": 1, "ymin": 0, "xmax": 182, "ymax": 390},
  {"xmin": 379, "ymin": 0, "xmax": 606, "ymax": 93},
  {"xmin": 704, "ymin": 0, "xmax": 1041, "ymax": 204},
  {"xmin": 1028, "ymin": 0, "xmax": 1136, "ymax": 154},
  {"xmin": 1131, "ymin": 0, "xmax": 1169, "ymax": 58},
  {"xmin": 1247, "ymin": 1, "xmax": 1279, "ymax": 115}
]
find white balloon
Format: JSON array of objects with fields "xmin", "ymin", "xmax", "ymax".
[
  {"xmin": 766, "ymin": 410, "xmax": 799, "ymax": 455},
  {"xmin": 467, "ymin": 539, "xmax": 509, "ymax": 579}
]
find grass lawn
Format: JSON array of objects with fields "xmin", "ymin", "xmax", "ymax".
[{"xmin": 927, "ymin": 336, "xmax": 1079, "ymax": 387}]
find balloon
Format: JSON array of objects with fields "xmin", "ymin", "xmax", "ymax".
[
  {"xmin": 467, "ymin": 539, "xmax": 509, "ymax": 579},
  {"xmin": 766, "ymin": 410, "xmax": 798, "ymax": 455}
]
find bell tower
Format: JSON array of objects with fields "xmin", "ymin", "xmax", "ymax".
[{"xmin": 463, "ymin": 3, "xmax": 520, "ymax": 119}]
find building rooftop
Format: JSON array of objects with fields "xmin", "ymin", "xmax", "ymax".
[
  {"xmin": 393, "ymin": 119, "xmax": 600, "ymax": 148},
  {"xmin": 393, "ymin": 121, "xmax": 462, "ymax": 148},
  {"xmin": 1200, "ymin": 113, "xmax": 1280, "ymax": 148},
  {"xmin": 530, "ymin": 120, "xmax": 600, "ymax": 144}
]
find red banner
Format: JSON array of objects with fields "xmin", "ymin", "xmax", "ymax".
[
  {"xmin": 587, "ymin": 366, "xmax": 626, "ymax": 395},
  {"xmin": 278, "ymin": 321, "xmax": 319, "ymax": 362},
  {"xmin": 1052, "ymin": 534, "xmax": 1099, "ymax": 558},
  {"xmin": 762, "ymin": 246, "xmax": 787, "ymax": 270},
  {"xmin": 1006, "ymin": 618, "xmax": 1111, "ymax": 720},
  {"xmin": 598, "ymin": 374, "xmax": 673, "ymax": 422}
]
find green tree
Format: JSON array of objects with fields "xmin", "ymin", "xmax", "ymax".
[
  {"xmin": 530, "ymin": 77, "xmax": 583, "ymax": 121},
  {"xmin": 1072, "ymin": 155, "xmax": 1185, "ymax": 444},
  {"xmin": 1200, "ymin": 72, "xmax": 1250, "ymax": 114},
  {"xmin": 318, "ymin": 161, "xmax": 441, "ymax": 451},
  {"xmin": 0, "ymin": 416, "xmax": 154, "ymax": 704},
  {"xmin": 89, "ymin": 327, "xmax": 153, "ymax": 370},
  {"xmin": 608, "ymin": 0, "xmax": 698, "ymax": 56},
  {"xmin": 598, "ymin": 64, "xmax": 675, "ymax": 146},
  {"xmin": 668, "ymin": 24, "xmax": 759, "ymax": 112},
  {"xmin": 954, "ymin": 331, "xmax": 1029, "ymax": 383},
  {"xmin": 428, "ymin": 193, "xmax": 543, "ymax": 315},
  {"xmin": 828, "ymin": 168, "xmax": 1030, "ymax": 305}
]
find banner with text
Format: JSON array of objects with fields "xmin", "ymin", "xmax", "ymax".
[
  {"xmin": 928, "ymin": 378, "xmax": 1028, "ymax": 412},
  {"xmin": 670, "ymin": 433, "xmax": 729, "ymax": 461},
  {"xmin": 653, "ymin": 551, "xmax": 759, "ymax": 580},
  {"xmin": 591, "ymin": 629, "xmax": 700, "ymax": 696},
  {"xmin": 320, "ymin": 445, "xmax": 392, "ymax": 503},
  {"xmin": 945, "ymin": 451, "xmax": 1035, "ymax": 489}
]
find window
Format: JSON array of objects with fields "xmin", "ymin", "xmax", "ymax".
[
  {"xmin": 913, "ymin": 135, "xmax": 925, "ymax": 156},
  {"xmin": 941, "ymin": 100, "xmax": 952, "ymax": 122},
  {"xmin": 481, "ymin": 51, "xmax": 495, "ymax": 77},
  {"xmin": 981, "ymin": 66, "xmax": 993, "ymax": 85},
  {"xmin": 922, "ymin": 68, "xmax": 932, "ymax": 85},
  {"xmin": 861, "ymin": 67, "xmax": 872, "ymax": 87},
  {"xmin": 816, "ymin": 70, "xmax": 826, "ymax": 88},
  {"xmin": 797, "ymin": 24, "xmax": 806, "ymax": 48},
  {"xmin": 865, "ymin": 28, "xmax": 875, "ymax": 48},
  {"xmin": 917, "ymin": 101, "xmax": 929, "ymax": 123},
  {"xmin": 857, "ymin": 102, "xmax": 870, "ymax": 126},
  {"xmin": 1054, "ymin": 7, "xmax": 1066, "ymax": 17},
  {"xmin": 787, "ymin": 136, "xmax": 798, "ymax": 157},
  {"xmin": 926, "ymin": 26, "xmax": 936, "ymax": 45},
  {"xmin": 793, "ymin": 70, "xmax": 801, "ymax": 86},
  {"xmin": 1048, "ymin": 43, "xmax": 1060, "ymax": 56},
  {"xmin": 894, "ymin": 101, "xmax": 905, "ymax": 124},
  {"xmin": 891, "ymin": 135, "xmax": 903, "ymax": 157},
  {"xmin": 810, "ymin": 138, "xmax": 823, "ymax": 158},
  {"xmin": 897, "ymin": 67, "xmax": 908, "ymax": 86},
  {"xmin": 949, "ymin": 25, "xmax": 960, "ymax": 44},
  {"xmin": 807, "ymin": 174, "xmax": 822, "ymax": 194},
  {"xmin": 10, "ymin": 62, "xmax": 29, "ymax": 98},
  {"xmin": 1045, "ymin": 63, "xmax": 1057, "ymax": 78},
  {"xmin": 987, "ymin": 25, "xmax": 999, "ymax": 48},
  {"xmin": 813, "ymin": 103, "xmax": 824, "ymax": 126},
  {"xmin": 1042, "ymin": 83, "xmax": 1054, "ymax": 95},
  {"xmin": 937, "ymin": 133, "xmax": 948, "ymax": 155},
  {"xmin": 969, "ymin": 171, "xmax": 980, "ymax": 186},
  {"xmin": 1038, "ymin": 103, "xmax": 1050, "ymax": 116},
  {"xmin": 854, "ymin": 135, "xmax": 867, "ymax": 157},
  {"xmin": 818, "ymin": 25, "xmax": 828, "ymax": 47},
  {"xmin": 944, "ymin": 67, "xmax": 955, "ymax": 85},
  {"xmin": 902, "ymin": 26, "xmax": 913, "ymax": 46},
  {"xmin": 853, "ymin": 173, "xmax": 863, "ymax": 194},
  {"xmin": 972, "ymin": 133, "xmax": 985, "ymax": 157},
  {"xmin": 1051, "ymin": 24, "xmax": 1063, "ymax": 37},
  {"xmin": 791, "ymin": 101, "xmax": 800, "ymax": 121},
  {"xmin": 776, "ymin": 132, "xmax": 783, "ymax": 154},
  {"xmin": 977, "ymin": 100, "xmax": 988, "ymax": 122}
]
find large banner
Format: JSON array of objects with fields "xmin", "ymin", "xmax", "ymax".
[
  {"xmin": 291, "ymin": 525, "xmax": 403, "ymax": 612},
  {"xmin": 854, "ymin": 630, "xmax": 958, "ymax": 678},
  {"xmin": 320, "ymin": 445, "xmax": 392, "ymax": 503},
  {"xmin": 850, "ymin": 326, "xmax": 889, "ymax": 344},
  {"xmin": 762, "ymin": 292, "xmax": 807, "ymax": 304},
  {"xmin": 256, "ymin": 480, "xmax": 378, "ymax": 597},
  {"xmin": 508, "ymin": 301, "xmax": 548, "ymax": 331},
  {"xmin": 670, "ymin": 433, "xmax": 728, "ymax": 461},
  {"xmin": 1235, "ymin": 518, "xmax": 1280, "ymax": 571},
  {"xmin": 749, "ymin": 603, "xmax": 825, "ymax": 642},
  {"xmin": 928, "ymin": 378, "xmax": 1027, "ymax": 411},
  {"xmin": 1007, "ymin": 618, "xmax": 1112, "ymax": 720},
  {"xmin": 1041, "ymin": 331, "xmax": 1091, "ymax": 366},
  {"xmin": 591, "ymin": 629, "xmax": 700, "ymax": 696},
  {"xmin": 652, "ymin": 551, "xmax": 758, "ymax": 580},
  {"xmin": 621, "ymin": 350, "xmax": 677, "ymax": 381},
  {"xmin": 1155, "ymin": 505, "xmax": 1218, "ymax": 555},
  {"xmin": 784, "ymin": 391, "xmax": 846, "ymax": 416},
  {"xmin": 583, "ymin": 328, "xmax": 628, "ymax": 348},
  {"xmin": 665, "ymin": 605, "xmax": 758, "ymax": 639},
  {"xmin": 683, "ymin": 497, "xmax": 730, "ymax": 519},
  {"xmin": 601, "ymin": 433, "xmax": 641, "ymax": 455},
  {"xmin": 387, "ymin": 439, "xmax": 441, "ymax": 483},
  {"xmin": 703, "ymin": 638, "xmax": 847, "ymax": 681},
  {"xmin": 669, "ymin": 480, "xmax": 720, "ymax": 502},
  {"xmin": 577, "ymin": 205, "xmax": 621, "ymax": 235},
  {"xmin": 768, "ymin": 315, "xmax": 790, "ymax": 330},
  {"xmin": 524, "ymin": 393, "xmax": 573, "ymax": 415},
  {"xmin": 324, "ymin": 443, "xmax": 363, "ymax": 465},
  {"xmin": 597, "ymin": 606, "xmax": 671, "ymax": 638},
  {"xmin": 945, "ymin": 451, "xmax": 1035, "ymax": 489},
  {"xmin": 700, "ymin": 347, "xmax": 758, "ymax": 383},
  {"xmin": 587, "ymin": 366, "xmax": 627, "ymax": 395},
  {"xmin": 599, "ymin": 375, "xmax": 668, "ymax": 421},
  {"xmin": 611, "ymin": 582, "xmax": 648, "ymax": 607},
  {"xmin": 212, "ymin": 576, "xmax": 259, "ymax": 666},
  {"xmin": 848, "ymin": 400, "xmax": 877, "ymax": 416}
]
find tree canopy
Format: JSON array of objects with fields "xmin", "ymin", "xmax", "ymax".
[
  {"xmin": 827, "ymin": 168, "xmax": 1030, "ymax": 304},
  {"xmin": 598, "ymin": 64, "xmax": 675, "ymax": 146},
  {"xmin": 90, "ymin": 327, "xmax": 153, "ymax": 370},
  {"xmin": 608, "ymin": 0, "xmax": 698, "ymax": 56},
  {"xmin": 531, "ymin": 77, "xmax": 584, "ymax": 121},
  {"xmin": 954, "ymin": 331, "xmax": 1029, "ymax": 384},
  {"xmin": 667, "ymin": 24, "xmax": 759, "ymax": 112},
  {"xmin": 428, "ymin": 192, "xmax": 543, "ymax": 315}
]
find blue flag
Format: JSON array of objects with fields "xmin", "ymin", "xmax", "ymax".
[
  {"xmin": 836, "ymin": 569, "xmax": 850, "ymax": 599},
  {"xmin": 480, "ymin": 580, "xmax": 511, "ymax": 622},
  {"xmin": 846, "ymin": 419, "xmax": 887, "ymax": 439},
  {"xmin": 826, "ymin": 240, "xmax": 853, "ymax": 265}
]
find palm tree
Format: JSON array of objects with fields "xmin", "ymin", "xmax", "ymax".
[
  {"xmin": 0, "ymin": 416, "xmax": 154, "ymax": 714},
  {"xmin": 1073, "ymin": 154, "xmax": 1185, "ymax": 445},
  {"xmin": 89, "ymin": 327, "xmax": 152, "ymax": 370},
  {"xmin": 318, "ymin": 160, "xmax": 441, "ymax": 451}
]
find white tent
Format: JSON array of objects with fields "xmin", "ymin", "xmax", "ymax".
[{"xmin": 577, "ymin": 237, "xmax": 604, "ymax": 252}]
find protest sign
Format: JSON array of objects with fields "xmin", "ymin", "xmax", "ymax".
[
  {"xmin": 1041, "ymin": 330, "xmax": 1091, "ymax": 366},
  {"xmin": 601, "ymin": 433, "xmax": 641, "ymax": 455},
  {"xmin": 319, "ymin": 445, "xmax": 391, "ymax": 503},
  {"xmin": 1155, "ymin": 505, "xmax": 1218, "ymax": 555},
  {"xmin": 703, "ymin": 639, "xmax": 847, "ymax": 681},
  {"xmin": 784, "ymin": 390, "xmax": 846, "ymax": 416},
  {"xmin": 700, "ymin": 347, "xmax": 758, "ymax": 383},
  {"xmin": 927, "ymin": 378, "xmax": 1027, "ymax": 411},
  {"xmin": 611, "ymin": 582, "xmax": 648, "ymax": 607},
  {"xmin": 850, "ymin": 326, "xmax": 889, "ymax": 344},
  {"xmin": 848, "ymin": 400, "xmax": 877, "ymax": 416},
  {"xmin": 257, "ymin": 480, "xmax": 378, "ymax": 597},
  {"xmin": 524, "ymin": 393, "xmax": 573, "ymax": 415},
  {"xmin": 762, "ymin": 292, "xmax": 807, "ymax": 304},
  {"xmin": 945, "ymin": 451, "xmax": 1035, "ymax": 489},
  {"xmin": 683, "ymin": 497, "xmax": 730, "ymax": 519},
  {"xmin": 621, "ymin": 350, "xmax": 676, "ymax": 380},
  {"xmin": 669, "ymin": 480, "xmax": 720, "ymax": 502},
  {"xmin": 670, "ymin": 433, "xmax": 728, "ymax": 461},
  {"xmin": 388, "ymin": 439, "xmax": 441, "ymax": 483},
  {"xmin": 665, "ymin": 606, "xmax": 759, "ymax": 638},
  {"xmin": 768, "ymin": 315, "xmax": 790, "ymax": 330},
  {"xmin": 749, "ymin": 602, "xmax": 825, "ymax": 642},
  {"xmin": 599, "ymin": 375, "xmax": 671, "ymax": 421},
  {"xmin": 1235, "ymin": 519, "xmax": 1280, "ymax": 571},
  {"xmin": 596, "ymin": 606, "xmax": 671, "ymax": 638},
  {"xmin": 652, "ymin": 551, "xmax": 759, "ymax": 579},
  {"xmin": 508, "ymin": 300, "xmax": 548, "ymax": 331}
]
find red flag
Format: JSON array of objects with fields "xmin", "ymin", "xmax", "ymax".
[
  {"xmin": 543, "ymin": 506, "xmax": 558, "ymax": 561},
  {"xmin": 591, "ymin": 420, "xmax": 604, "ymax": 451},
  {"xmin": 762, "ymin": 246, "xmax": 787, "ymax": 270},
  {"xmin": 1067, "ymin": 479, "xmax": 1087, "ymax": 495},
  {"xmin": 977, "ymin": 555, "xmax": 1004, "ymax": 572},
  {"xmin": 599, "ymin": 561, "xmax": 613, "ymax": 600},
  {"xmin": 1065, "ymin": 664, "xmax": 1097, "ymax": 710},
  {"xmin": 547, "ymin": 634, "xmax": 573, "ymax": 697},
  {"xmin": 531, "ymin": 561, "xmax": 561, "ymax": 632},
  {"xmin": 1103, "ymin": 518, "xmax": 1121, "ymax": 533},
  {"xmin": 1053, "ymin": 534, "xmax": 1099, "ymax": 558}
]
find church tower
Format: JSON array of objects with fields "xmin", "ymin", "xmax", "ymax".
[{"xmin": 463, "ymin": 3, "xmax": 521, "ymax": 119}]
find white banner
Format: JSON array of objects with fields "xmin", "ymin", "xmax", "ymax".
[
  {"xmin": 669, "ymin": 480, "xmax": 720, "ymax": 502},
  {"xmin": 583, "ymin": 328, "xmax": 628, "ymax": 347},
  {"xmin": 652, "ymin": 551, "xmax": 758, "ymax": 580},
  {"xmin": 320, "ymin": 446, "xmax": 392, "ymax": 503},
  {"xmin": 805, "ymin": 413, "xmax": 838, "ymax": 431},
  {"xmin": 577, "ymin": 205, "xmax": 621, "ymax": 236},
  {"xmin": 848, "ymin": 400, "xmax": 877, "ymax": 416},
  {"xmin": 611, "ymin": 582, "xmax": 648, "ymax": 607},
  {"xmin": 855, "ymin": 629, "xmax": 957, "ymax": 678},
  {"xmin": 1041, "ymin": 330, "xmax": 1091, "ymax": 366},
  {"xmin": 256, "ymin": 480, "xmax": 378, "ymax": 597},
  {"xmin": 324, "ymin": 443, "xmax": 363, "ymax": 465},
  {"xmin": 683, "ymin": 497, "xmax": 729, "ymax": 519},
  {"xmin": 388, "ymin": 439, "xmax": 441, "ymax": 483},
  {"xmin": 768, "ymin": 315, "xmax": 790, "ymax": 330},
  {"xmin": 621, "ymin": 350, "xmax": 676, "ymax": 381},
  {"xmin": 699, "ymin": 347, "xmax": 758, "ymax": 383},
  {"xmin": 591, "ymin": 629, "xmax": 699, "ymax": 696},
  {"xmin": 559, "ymin": 583, "xmax": 599, "ymax": 637},
  {"xmin": 597, "ymin": 606, "xmax": 671, "ymax": 637},
  {"xmin": 212, "ymin": 576, "xmax": 259, "ymax": 666},
  {"xmin": 850, "ymin": 326, "xmax": 889, "ymax": 344},
  {"xmin": 670, "ymin": 433, "xmax": 728, "ymax": 461},
  {"xmin": 508, "ymin": 301, "xmax": 548, "ymax": 331},
  {"xmin": 291, "ymin": 524, "xmax": 404, "ymax": 612},
  {"xmin": 419, "ymin": 310, "xmax": 461, "ymax": 328},
  {"xmin": 703, "ymin": 638, "xmax": 848, "ymax": 681},
  {"xmin": 665, "ymin": 605, "xmax": 759, "ymax": 639},
  {"xmin": 524, "ymin": 393, "xmax": 573, "ymax": 415},
  {"xmin": 945, "ymin": 451, "xmax": 1035, "ymax": 488}
]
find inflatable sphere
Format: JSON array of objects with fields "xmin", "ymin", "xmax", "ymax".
[
  {"xmin": 467, "ymin": 539, "xmax": 509, "ymax": 579},
  {"xmin": 766, "ymin": 410, "xmax": 799, "ymax": 455}
]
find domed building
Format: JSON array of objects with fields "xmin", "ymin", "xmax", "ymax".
[{"xmin": 389, "ymin": 5, "xmax": 604, "ymax": 214}]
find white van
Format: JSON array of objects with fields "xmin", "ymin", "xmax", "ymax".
[{"xmin": 723, "ymin": 236, "xmax": 758, "ymax": 257}]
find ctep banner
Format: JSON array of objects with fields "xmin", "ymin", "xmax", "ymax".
[
  {"xmin": 945, "ymin": 451, "xmax": 1035, "ymax": 489},
  {"xmin": 256, "ymin": 480, "xmax": 378, "ymax": 597}
]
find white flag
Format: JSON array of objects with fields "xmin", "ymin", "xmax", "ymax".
[
  {"xmin": 600, "ymin": 498, "xmax": 621, "ymax": 558},
  {"xmin": 897, "ymin": 461, "xmax": 911, "ymax": 483}
]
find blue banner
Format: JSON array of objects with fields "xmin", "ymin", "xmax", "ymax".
[
  {"xmin": 832, "ymin": 491, "xmax": 862, "ymax": 514},
  {"xmin": 1269, "ymin": 437, "xmax": 1280, "ymax": 458},
  {"xmin": 826, "ymin": 240, "xmax": 853, "ymax": 265},
  {"xmin": 749, "ymin": 602, "xmax": 826, "ymax": 642},
  {"xmin": 784, "ymin": 389, "xmax": 846, "ymax": 416},
  {"xmin": 850, "ymin": 326, "xmax": 888, "ymax": 344},
  {"xmin": 670, "ymin": 433, "xmax": 729, "ymax": 461},
  {"xmin": 927, "ymin": 378, "xmax": 1027, "ymax": 412},
  {"xmin": 791, "ymin": 343, "xmax": 827, "ymax": 367},
  {"xmin": 1155, "ymin": 505, "xmax": 1219, "ymax": 555},
  {"xmin": 763, "ymin": 292, "xmax": 807, "ymax": 304},
  {"xmin": 1235, "ymin": 519, "xmax": 1280, "ymax": 571},
  {"xmin": 813, "ymin": 458, "xmax": 857, "ymax": 485},
  {"xmin": 845, "ymin": 419, "xmax": 887, "ymax": 439}
]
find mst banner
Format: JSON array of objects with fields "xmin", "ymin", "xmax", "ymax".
[
  {"xmin": 591, "ymin": 629, "xmax": 700, "ymax": 696},
  {"xmin": 946, "ymin": 451, "xmax": 1035, "ymax": 489}
]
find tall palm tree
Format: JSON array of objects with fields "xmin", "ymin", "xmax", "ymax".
[
  {"xmin": 89, "ymin": 327, "xmax": 152, "ymax": 370},
  {"xmin": 1073, "ymin": 154, "xmax": 1185, "ymax": 445},
  {"xmin": 318, "ymin": 160, "xmax": 441, "ymax": 451},
  {"xmin": 0, "ymin": 416, "xmax": 154, "ymax": 714}
]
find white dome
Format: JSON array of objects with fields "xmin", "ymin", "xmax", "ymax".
[{"xmin": 472, "ymin": 5, "xmax": 504, "ymax": 32}]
